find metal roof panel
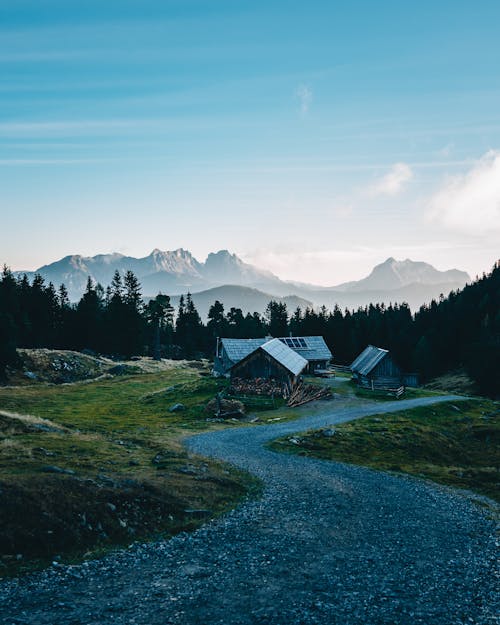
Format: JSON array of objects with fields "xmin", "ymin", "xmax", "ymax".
[
  {"xmin": 261, "ymin": 338, "xmax": 308, "ymax": 376},
  {"xmin": 220, "ymin": 338, "xmax": 267, "ymax": 363},
  {"xmin": 221, "ymin": 336, "xmax": 332, "ymax": 365},
  {"xmin": 351, "ymin": 345, "xmax": 388, "ymax": 376}
]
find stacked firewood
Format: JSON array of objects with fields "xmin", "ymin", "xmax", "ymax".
[
  {"xmin": 229, "ymin": 377, "xmax": 284, "ymax": 397},
  {"xmin": 286, "ymin": 382, "xmax": 332, "ymax": 407}
]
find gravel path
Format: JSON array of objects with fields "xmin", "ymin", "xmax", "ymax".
[{"xmin": 0, "ymin": 395, "xmax": 498, "ymax": 625}]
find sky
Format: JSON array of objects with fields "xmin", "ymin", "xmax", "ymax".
[{"xmin": 0, "ymin": 0, "xmax": 499, "ymax": 285}]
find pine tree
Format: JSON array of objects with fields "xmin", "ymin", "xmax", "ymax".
[
  {"xmin": 175, "ymin": 293, "xmax": 203, "ymax": 358},
  {"xmin": 147, "ymin": 294, "xmax": 174, "ymax": 360},
  {"xmin": 0, "ymin": 266, "xmax": 19, "ymax": 377},
  {"xmin": 227, "ymin": 307, "xmax": 245, "ymax": 337},
  {"xmin": 121, "ymin": 271, "xmax": 145, "ymax": 357},
  {"xmin": 75, "ymin": 277, "xmax": 105, "ymax": 352},
  {"xmin": 265, "ymin": 301, "xmax": 288, "ymax": 337}
]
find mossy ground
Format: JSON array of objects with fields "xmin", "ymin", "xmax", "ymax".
[
  {"xmin": 0, "ymin": 365, "xmax": 261, "ymax": 577},
  {"xmin": 269, "ymin": 399, "xmax": 499, "ymax": 502}
]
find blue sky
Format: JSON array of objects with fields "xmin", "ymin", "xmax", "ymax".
[{"xmin": 1, "ymin": 0, "xmax": 499, "ymax": 284}]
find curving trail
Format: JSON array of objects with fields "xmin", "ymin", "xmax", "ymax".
[{"xmin": 0, "ymin": 396, "xmax": 498, "ymax": 625}]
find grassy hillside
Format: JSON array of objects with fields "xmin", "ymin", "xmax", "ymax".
[
  {"xmin": 269, "ymin": 399, "xmax": 499, "ymax": 502},
  {"xmin": 0, "ymin": 364, "xmax": 260, "ymax": 577}
]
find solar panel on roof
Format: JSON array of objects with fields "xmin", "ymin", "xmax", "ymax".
[{"xmin": 225, "ymin": 336, "xmax": 332, "ymax": 366}]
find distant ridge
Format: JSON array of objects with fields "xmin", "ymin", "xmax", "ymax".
[
  {"xmin": 169, "ymin": 285, "xmax": 313, "ymax": 319},
  {"xmin": 12, "ymin": 249, "xmax": 470, "ymax": 311}
]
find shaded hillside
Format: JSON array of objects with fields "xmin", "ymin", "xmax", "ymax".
[
  {"xmin": 170, "ymin": 286, "xmax": 312, "ymax": 319},
  {"xmin": 297, "ymin": 281, "xmax": 469, "ymax": 312}
]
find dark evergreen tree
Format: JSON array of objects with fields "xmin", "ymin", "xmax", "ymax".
[
  {"xmin": 75, "ymin": 277, "xmax": 104, "ymax": 352},
  {"xmin": 122, "ymin": 271, "xmax": 145, "ymax": 357},
  {"xmin": 0, "ymin": 266, "xmax": 19, "ymax": 377},
  {"xmin": 265, "ymin": 301, "xmax": 288, "ymax": 337},
  {"xmin": 147, "ymin": 294, "xmax": 174, "ymax": 360},
  {"xmin": 175, "ymin": 293, "xmax": 203, "ymax": 358},
  {"xmin": 227, "ymin": 307, "xmax": 245, "ymax": 338}
]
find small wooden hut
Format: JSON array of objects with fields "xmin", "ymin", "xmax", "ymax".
[
  {"xmin": 230, "ymin": 338, "xmax": 308, "ymax": 386},
  {"xmin": 350, "ymin": 345, "xmax": 403, "ymax": 389}
]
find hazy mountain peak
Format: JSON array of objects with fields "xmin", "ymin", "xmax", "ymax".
[
  {"xmin": 173, "ymin": 247, "xmax": 192, "ymax": 257},
  {"xmin": 205, "ymin": 249, "xmax": 242, "ymax": 266},
  {"xmin": 14, "ymin": 249, "xmax": 471, "ymax": 310},
  {"xmin": 145, "ymin": 247, "xmax": 202, "ymax": 276},
  {"xmin": 203, "ymin": 249, "xmax": 278, "ymax": 286},
  {"xmin": 338, "ymin": 257, "xmax": 470, "ymax": 293}
]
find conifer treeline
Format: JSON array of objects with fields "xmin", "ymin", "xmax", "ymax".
[{"xmin": 0, "ymin": 263, "xmax": 498, "ymax": 396}]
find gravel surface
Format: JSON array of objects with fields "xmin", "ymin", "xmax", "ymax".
[{"xmin": 0, "ymin": 395, "xmax": 498, "ymax": 625}]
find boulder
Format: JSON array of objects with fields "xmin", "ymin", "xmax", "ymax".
[{"xmin": 169, "ymin": 403, "xmax": 185, "ymax": 413}]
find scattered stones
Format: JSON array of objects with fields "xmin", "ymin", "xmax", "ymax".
[
  {"xmin": 177, "ymin": 465, "xmax": 198, "ymax": 475},
  {"xmin": 183, "ymin": 509, "xmax": 211, "ymax": 518},
  {"xmin": 0, "ymin": 395, "xmax": 496, "ymax": 625},
  {"xmin": 32, "ymin": 447, "xmax": 56, "ymax": 457},
  {"xmin": 169, "ymin": 403, "xmax": 185, "ymax": 413},
  {"xmin": 41, "ymin": 465, "xmax": 76, "ymax": 475},
  {"xmin": 321, "ymin": 428, "xmax": 336, "ymax": 437}
]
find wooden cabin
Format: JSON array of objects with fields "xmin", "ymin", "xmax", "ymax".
[
  {"xmin": 229, "ymin": 338, "xmax": 308, "ymax": 386},
  {"xmin": 351, "ymin": 345, "xmax": 403, "ymax": 389},
  {"xmin": 214, "ymin": 335, "xmax": 332, "ymax": 376}
]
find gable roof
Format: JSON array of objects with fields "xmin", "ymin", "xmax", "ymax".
[
  {"xmin": 220, "ymin": 338, "xmax": 267, "ymax": 364},
  {"xmin": 279, "ymin": 336, "xmax": 332, "ymax": 361},
  {"xmin": 260, "ymin": 338, "xmax": 308, "ymax": 376},
  {"xmin": 220, "ymin": 335, "xmax": 332, "ymax": 365},
  {"xmin": 231, "ymin": 338, "xmax": 308, "ymax": 377},
  {"xmin": 351, "ymin": 345, "xmax": 389, "ymax": 376}
]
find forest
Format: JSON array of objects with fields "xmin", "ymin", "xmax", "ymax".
[{"xmin": 0, "ymin": 263, "xmax": 498, "ymax": 397}]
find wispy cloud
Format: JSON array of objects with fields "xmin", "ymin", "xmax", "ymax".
[
  {"xmin": 0, "ymin": 158, "xmax": 113, "ymax": 165},
  {"xmin": 0, "ymin": 50, "xmax": 94, "ymax": 63},
  {"xmin": 294, "ymin": 84, "xmax": 312, "ymax": 116},
  {"xmin": 426, "ymin": 150, "xmax": 500, "ymax": 235},
  {"xmin": 0, "ymin": 116, "xmax": 248, "ymax": 137},
  {"xmin": 370, "ymin": 162, "xmax": 413, "ymax": 196}
]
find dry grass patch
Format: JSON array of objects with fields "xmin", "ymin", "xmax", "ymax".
[
  {"xmin": 269, "ymin": 399, "xmax": 499, "ymax": 502},
  {"xmin": 0, "ymin": 364, "xmax": 259, "ymax": 577}
]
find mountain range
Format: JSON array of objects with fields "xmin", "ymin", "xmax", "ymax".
[{"xmin": 14, "ymin": 249, "xmax": 471, "ymax": 316}]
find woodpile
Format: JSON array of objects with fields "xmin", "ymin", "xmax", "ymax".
[
  {"xmin": 286, "ymin": 382, "xmax": 332, "ymax": 407},
  {"xmin": 227, "ymin": 377, "xmax": 333, "ymax": 407},
  {"xmin": 205, "ymin": 397, "xmax": 245, "ymax": 419},
  {"xmin": 229, "ymin": 377, "xmax": 284, "ymax": 397}
]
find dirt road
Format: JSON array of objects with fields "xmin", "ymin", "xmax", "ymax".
[{"xmin": 0, "ymin": 395, "xmax": 497, "ymax": 624}]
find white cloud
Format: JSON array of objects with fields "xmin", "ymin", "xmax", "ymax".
[
  {"xmin": 427, "ymin": 150, "xmax": 500, "ymax": 235},
  {"xmin": 371, "ymin": 162, "xmax": 413, "ymax": 196},
  {"xmin": 294, "ymin": 84, "xmax": 312, "ymax": 115}
]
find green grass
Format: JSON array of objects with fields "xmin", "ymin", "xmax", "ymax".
[
  {"xmin": 269, "ymin": 399, "xmax": 500, "ymax": 502},
  {"xmin": 352, "ymin": 383, "xmax": 440, "ymax": 401},
  {"xmin": 0, "ymin": 366, "xmax": 262, "ymax": 577},
  {"xmin": 0, "ymin": 369, "xmax": 230, "ymax": 436}
]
